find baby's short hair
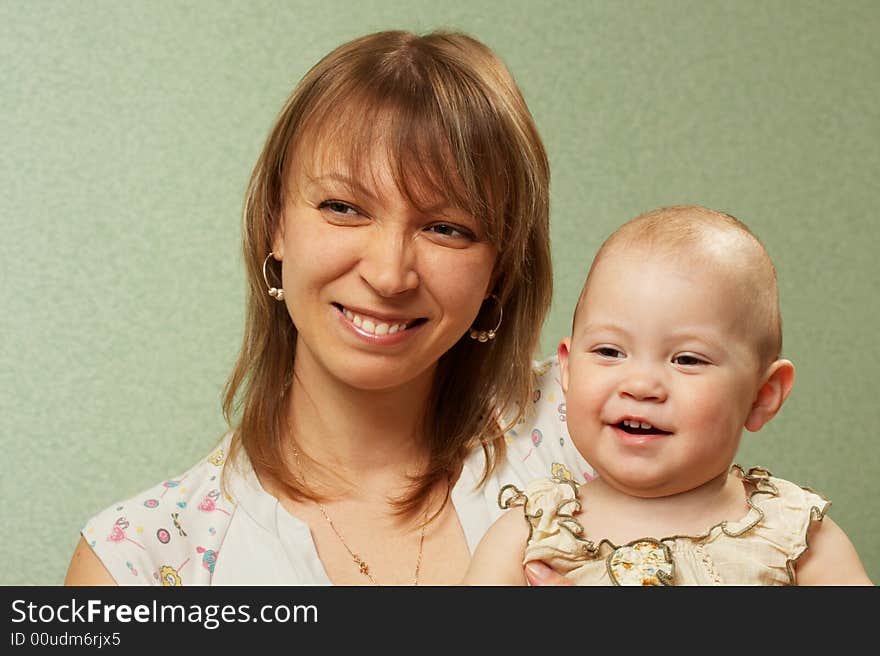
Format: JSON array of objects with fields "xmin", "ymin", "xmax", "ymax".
[{"xmin": 576, "ymin": 205, "xmax": 783, "ymax": 366}]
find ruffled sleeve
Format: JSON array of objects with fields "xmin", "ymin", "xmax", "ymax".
[
  {"xmin": 710, "ymin": 468, "xmax": 831, "ymax": 585},
  {"xmin": 745, "ymin": 472, "xmax": 830, "ymax": 584},
  {"xmin": 501, "ymin": 477, "xmax": 596, "ymax": 576}
]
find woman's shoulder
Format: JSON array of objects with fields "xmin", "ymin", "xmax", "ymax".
[
  {"xmin": 80, "ymin": 434, "xmax": 238, "ymax": 586},
  {"xmin": 491, "ymin": 355, "xmax": 594, "ymax": 487}
]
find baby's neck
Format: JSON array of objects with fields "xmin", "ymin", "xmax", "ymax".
[{"xmin": 577, "ymin": 471, "xmax": 748, "ymax": 545}]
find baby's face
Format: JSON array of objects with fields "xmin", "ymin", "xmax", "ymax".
[{"xmin": 559, "ymin": 247, "xmax": 765, "ymax": 498}]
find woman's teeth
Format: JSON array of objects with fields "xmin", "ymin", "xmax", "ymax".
[{"xmin": 343, "ymin": 309, "xmax": 408, "ymax": 336}]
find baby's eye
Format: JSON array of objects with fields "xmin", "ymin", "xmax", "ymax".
[
  {"xmin": 425, "ymin": 223, "xmax": 476, "ymax": 240},
  {"xmin": 593, "ymin": 347, "xmax": 624, "ymax": 359},
  {"xmin": 673, "ymin": 354, "xmax": 708, "ymax": 366}
]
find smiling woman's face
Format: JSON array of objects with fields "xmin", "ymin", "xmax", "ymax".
[{"xmin": 272, "ymin": 136, "xmax": 498, "ymax": 393}]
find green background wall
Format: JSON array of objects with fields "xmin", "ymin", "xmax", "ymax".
[{"xmin": 2, "ymin": 0, "xmax": 878, "ymax": 585}]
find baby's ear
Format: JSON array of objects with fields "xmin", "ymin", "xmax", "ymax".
[
  {"xmin": 557, "ymin": 337, "xmax": 572, "ymax": 394},
  {"xmin": 744, "ymin": 359, "xmax": 795, "ymax": 432}
]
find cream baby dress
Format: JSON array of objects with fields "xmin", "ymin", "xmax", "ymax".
[{"xmin": 504, "ymin": 466, "xmax": 829, "ymax": 585}]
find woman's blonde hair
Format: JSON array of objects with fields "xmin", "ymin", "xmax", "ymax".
[{"xmin": 223, "ymin": 30, "xmax": 551, "ymax": 516}]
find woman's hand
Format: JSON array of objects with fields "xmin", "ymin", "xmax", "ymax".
[{"xmin": 524, "ymin": 561, "xmax": 574, "ymax": 586}]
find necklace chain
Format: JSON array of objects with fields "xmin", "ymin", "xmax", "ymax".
[{"xmin": 291, "ymin": 446, "xmax": 426, "ymax": 586}]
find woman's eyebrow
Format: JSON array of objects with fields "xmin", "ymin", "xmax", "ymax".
[
  {"xmin": 305, "ymin": 173, "xmax": 377, "ymax": 201},
  {"xmin": 308, "ymin": 174, "xmax": 467, "ymax": 217}
]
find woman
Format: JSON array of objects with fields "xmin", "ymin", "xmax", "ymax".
[{"xmin": 65, "ymin": 30, "xmax": 588, "ymax": 586}]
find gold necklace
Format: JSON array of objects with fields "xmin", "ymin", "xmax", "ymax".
[{"xmin": 291, "ymin": 446, "xmax": 426, "ymax": 586}]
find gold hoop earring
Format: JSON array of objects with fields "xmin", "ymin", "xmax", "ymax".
[
  {"xmin": 468, "ymin": 294, "xmax": 502, "ymax": 342},
  {"xmin": 262, "ymin": 253, "xmax": 285, "ymax": 301}
]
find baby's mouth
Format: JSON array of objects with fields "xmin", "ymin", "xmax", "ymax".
[
  {"xmin": 615, "ymin": 419, "xmax": 672, "ymax": 436},
  {"xmin": 333, "ymin": 303, "xmax": 426, "ymax": 336}
]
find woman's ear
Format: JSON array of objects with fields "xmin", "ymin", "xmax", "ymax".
[
  {"xmin": 745, "ymin": 359, "xmax": 795, "ymax": 432},
  {"xmin": 485, "ymin": 261, "xmax": 503, "ymax": 298},
  {"xmin": 271, "ymin": 221, "xmax": 285, "ymax": 259},
  {"xmin": 558, "ymin": 337, "xmax": 572, "ymax": 394}
]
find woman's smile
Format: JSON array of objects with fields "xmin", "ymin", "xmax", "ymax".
[{"xmin": 334, "ymin": 302, "xmax": 427, "ymax": 344}]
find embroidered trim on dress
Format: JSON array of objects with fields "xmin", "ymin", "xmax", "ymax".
[
  {"xmin": 606, "ymin": 538, "xmax": 674, "ymax": 586},
  {"xmin": 693, "ymin": 543, "xmax": 722, "ymax": 584}
]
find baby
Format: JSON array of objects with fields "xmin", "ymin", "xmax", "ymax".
[{"xmin": 465, "ymin": 205, "xmax": 872, "ymax": 585}]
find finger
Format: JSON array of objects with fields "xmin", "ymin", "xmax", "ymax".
[{"xmin": 524, "ymin": 560, "xmax": 573, "ymax": 586}]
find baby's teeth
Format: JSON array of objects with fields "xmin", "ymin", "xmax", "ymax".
[
  {"xmin": 389, "ymin": 325, "xmax": 399, "ymax": 334},
  {"xmin": 375, "ymin": 323, "xmax": 389, "ymax": 336},
  {"xmin": 622, "ymin": 419, "xmax": 654, "ymax": 429},
  {"xmin": 362, "ymin": 319, "xmax": 376, "ymax": 333},
  {"xmin": 353, "ymin": 315, "xmax": 362, "ymax": 328}
]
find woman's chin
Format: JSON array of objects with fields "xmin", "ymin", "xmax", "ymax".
[{"xmin": 324, "ymin": 358, "xmax": 436, "ymax": 395}]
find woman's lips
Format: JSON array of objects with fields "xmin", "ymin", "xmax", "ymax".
[{"xmin": 334, "ymin": 304, "xmax": 426, "ymax": 342}]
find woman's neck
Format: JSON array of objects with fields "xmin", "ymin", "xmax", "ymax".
[{"xmin": 283, "ymin": 350, "xmax": 435, "ymax": 487}]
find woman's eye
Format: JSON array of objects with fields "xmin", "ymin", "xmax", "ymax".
[
  {"xmin": 425, "ymin": 223, "xmax": 476, "ymax": 240},
  {"xmin": 673, "ymin": 354, "xmax": 707, "ymax": 366},
  {"xmin": 319, "ymin": 200, "xmax": 359, "ymax": 216},
  {"xmin": 594, "ymin": 347, "xmax": 624, "ymax": 359}
]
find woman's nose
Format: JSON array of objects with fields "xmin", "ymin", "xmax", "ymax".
[
  {"xmin": 358, "ymin": 227, "xmax": 420, "ymax": 297},
  {"xmin": 618, "ymin": 366, "xmax": 667, "ymax": 403}
]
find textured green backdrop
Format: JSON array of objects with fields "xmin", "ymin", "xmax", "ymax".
[{"xmin": 2, "ymin": 0, "xmax": 878, "ymax": 585}]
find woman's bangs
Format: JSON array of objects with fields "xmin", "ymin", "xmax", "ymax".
[{"xmin": 293, "ymin": 86, "xmax": 492, "ymax": 231}]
